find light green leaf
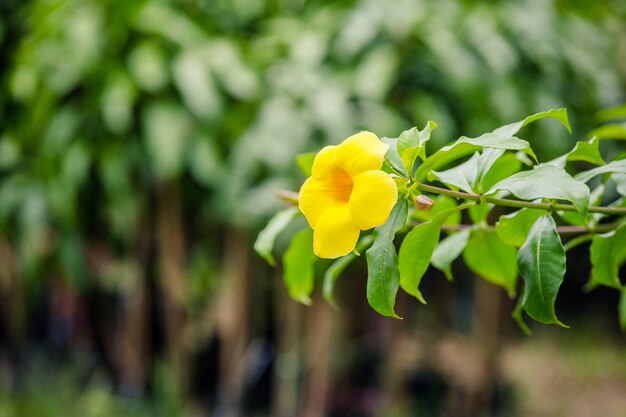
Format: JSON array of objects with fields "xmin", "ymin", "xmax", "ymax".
[
  {"xmin": 254, "ymin": 207, "xmax": 300, "ymax": 266},
  {"xmin": 283, "ymin": 228, "xmax": 317, "ymax": 305},
  {"xmin": 323, "ymin": 234, "xmax": 374, "ymax": 309},
  {"xmin": 496, "ymin": 208, "xmax": 546, "ymax": 247},
  {"xmin": 518, "ymin": 215, "xmax": 567, "ymax": 327},
  {"xmin": 431, "ymin": 228, "xmax": 470, "ymax": 281},
  {"xmin": 430, "ymin": 152, "xmax": 480, "ymax": 193},
  {"xmin": 575, "ymin": 159, "xmax": 626, "ymax": 184},
  {"xmin": 587, "ymin": 225, "xmax": 626, "ymax": 291},
  {"xmin": 296, "ymin": 152, "xmax": 316, "ymax": 177},
  {"xmin": 488, "ymin": 165, "xmax": 590, "ymax": 217},
  {"xmin": 366, "ymin": 199, "xmax": 408, "ymax": 318},
  {"xmin": 399, "ymin": 203, "xmax": 473, "ymax": 303},
  {"xmin": 546, "ymin": 137, "xmax": 605, "ymax": 168},
  {"xmin": 493, "ymin": 108, "xmax": 571, "ymax": 137},
  {"xmin": 416, "ymin": 108, "xmax": 570, "ymax": 180},
  {"xmin": 397, "ymin": 121, "xmax": 437, "ymax": 174},
  {"xmin": 468, "ymin": 202, "xmax": 493, "ymax": 223},
  {"xmin": 381, "ymin": 137, "xmax": 408, "ymax": 177},
  {"xmin": 588, "ymin": 123, "xmax": 626, "ymax": 140},
  {"xmin": 463, "ymin": 230, "xmax": 518, "ymax": 296},
  {"xmin": 596, "ymin": 104, "xmax": 626, "ymax": 123}
]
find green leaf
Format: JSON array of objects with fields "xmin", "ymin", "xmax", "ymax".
[
  {"xmin": 496, "ymin": 208, "xmax": 546, "ymax": 247},
  {"xmin": 430, "ymin": 152, "xmax": 481, "ymax": 193},
  {"xmin": 517, "ymin": 215, "xmax": 567, "ymax": 327},
  {"xmin": 574, "ymin": 159, "xmax": 626, "ymax": 184},
  {"xmin": 587, "ymin": 123, "xmax": 626, "ymax": 140},
  {"xmin": 412, "ymin": 195, "xmax": 462, "ymax": 226},
  {"xmin": 487, "ymin": 165, "xmax": 590, "ymax": 217},
  {"xmin": 431, "ymin": 228, "xmax": 470, "ymax": 281},
  {"xmin": 381, "ymin": 137, "xmax": 408, "ymax": 177},
  {"xmin": 468, "ymin": 202, "xmax": 493, "ymax": 223},
  {"xmin": 587, "ymin": 225, "xmax": 626, "ymax": 291},
  {"xmin": 323, "ymin": 234, "xmax": 374, "ymax": 309},
  {"xmin": 596, "ymin": 104, "xmax": 626, "ymax": 123},
  {"xmin": 480, "ymin": 153, "xmax": 523, "ymax": 191},
  {"xmin": 512, "ymin": 290, "xmax": 532, "ymax": 336},
  {"xmin": 620, "ymin": 287, "xmax": 626, "ymax": 332},
  {"xmin": 463, "ymin": 230, "xmax": 518, "ymax": 296},
  {"xmin": 546, "ymin": 137, "xmax": 605, "ymax": 168},
  {"xmin": 283, "ymin": 228, "xmax": 317, "ymax": 305},
  {"xmin": 416, "ymin": 108, "xmax": 571, "ymax": 181},
  {"xmin": 493, "ymin": 108, "xmax": 571, "ymax": 137},
  {"xmin": 397, "ymin": 121, "xmax": 437, "ymax": 174},
  {"xmin": 296, "ymin": 152, "xmax": 316, "ymax": 177},
  {"xmin": 399, "ymin": 203, "xmax": 473, "ymax": 303},
  {"xmin": 366, "ymin": 199, "xmax": 408, "ymax": 318},
  {"xmin": 254, "ymin": 207, "xmax": 300, "ymax": 266}
]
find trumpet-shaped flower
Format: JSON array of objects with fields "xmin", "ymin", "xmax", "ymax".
[{"xmin": 299, "ymin": 131, "xmax": 398, "ymax": 258}]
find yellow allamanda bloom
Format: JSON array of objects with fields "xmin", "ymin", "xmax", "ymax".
[{"xmin": 299, "ymin": 131, "xmax": 398, "ymax": 258}]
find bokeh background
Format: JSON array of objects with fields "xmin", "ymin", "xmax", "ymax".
[{"xmin": 1, "ymin": 0, "xmax": 626, "ymax": 416}]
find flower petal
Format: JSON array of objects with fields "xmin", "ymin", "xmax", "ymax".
[
  {"xmin": 348, "ymin": 170, "xmax": 398, "ymax": 230},
  {"xmin": 311, "ymin": 145, "xmax": 338, "ymax": 179},
  {"xmin": 335, "ymin": 131, "xmax": 389, "ymax": 176},
  {"xmin": 299, "ymin": 177, "xmax": 333, "ymax": 227},
  {"xmin": 313, "ymin": 203, "xmax": 360, "ymax": 259}
]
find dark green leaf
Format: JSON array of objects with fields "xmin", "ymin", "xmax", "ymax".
[
  {"xmin": 488, "ymin": 165, "xmax": 590, "ymax": 217},
  {"xmin": 431, "ymin": 228, "xmax": 470, "ymax": 280},
  {"xmin": 463, "ymin": 230, "xmax": 518, "ymax": 296},
  {"xmin": 254, "ymin": 207, "xmax": 300, "ymax": 266},
  {"xmin": 496, "ymin": 208, "xmax": 546, "ymax": 247},
  {"xmin": 518, "ymin": 215, "xmax": 567, "ymax": 326},
  {"xmin": 587, "ymin": 225, "xmax": 626, "ymax": 290},
  {"xmin": 283, "ymin": 228, "xmax": 317, "ymax": 305},
  {"xmin": 399, "ymin": 203, "xmax": 473, "ymax": 303},
  {"xmin": 366, "ymin": 199, "xmax": 408, "ymax": 318}
]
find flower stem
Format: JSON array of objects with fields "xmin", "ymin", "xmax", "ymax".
[{"xmin": 416, "ymin": 183, "xmax": 626, "ymax": 215}]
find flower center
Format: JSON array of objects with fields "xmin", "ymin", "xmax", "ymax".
[{"xmin": 330, "ymin": 169, "xmax": 353, "ymax": 203}]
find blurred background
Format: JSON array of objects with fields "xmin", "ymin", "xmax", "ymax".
[{"xmin": 1, "ymin": 0, "xmax": 626, "ymax": 416}]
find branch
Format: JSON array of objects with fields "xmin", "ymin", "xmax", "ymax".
[
  {"xmin": 438, "ymin": 223, "xmax": 619, "ymax": 235},
  {"xmin": 416, "ymin": 183, "xmax": 626, "ymax": 216}
]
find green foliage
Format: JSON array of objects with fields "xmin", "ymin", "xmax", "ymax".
[
  {"xmin": 283, "ymin": 228, "xmax": 316, "ymax": 305},
  {"xmin": 463, "ymin": 230, "xmax": 518, "ymax": 297},
  {"xmin": 588, "ymin": 225, "xmax": 626, "ymax": 290},
  {"xmin": 259, "ymin": 106, "xmax": 626, "ymax": 332},
  {"xmin": 254, "ymin": 207, "xmax": 300, "ymax": 266},
  {"xmin": 366, "ymin": 199, "xmax": 408, "ymax": 318},
  {"xmin": 517, "ymin": 215, "xmax": 567, "ymax": 327}
]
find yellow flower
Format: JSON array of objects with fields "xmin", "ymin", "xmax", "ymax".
[{"xmin": 298, "ymin": 131, "xmax": 398, "ymax": 258}]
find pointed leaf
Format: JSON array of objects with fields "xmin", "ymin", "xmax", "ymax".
[
  {"xmin": 588, "ymin": 123, "xmax": 626, "ymax": 140},
  {"xmin": 399, "ymin": 203, "xmax": 473, "ymax": 302},
  {"xmin": 574, "ymin": 159, "xmax": 626, "ymax": 183},
  {"xmin": 397, "ymin": 121, "xmax": 437, "ymax": 174},
  {"xmin": 587, "ymin": 225, "xmax": 626, "ymax": 291},
  {"xmin": 487, "ymin": 165, "xmax": 590, "ymax": 217},
  {"xmin": 431, "ymin": 228, "xmax": 470, "ymax": 280},
  {"xmin": 518, "ymin": 215, "xmax": 567, "ymax": 326},
  {"xmin": 463, "ymin": 230, "xmax": 518, "ymax": 296},
  {"xmin": 493, "ymin": 108, "xmax": 571, "ymax": 137},
  {"xmin": 283, "ymin": 228, "xmax": 317, "ymax": 305},
  {"xmin": 496, "ymin": 208, "xmax": 546, "ymax": 247},
  {"xmin": 366, "ymin": 199, "xmax": 408, "ymax": 318}
]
